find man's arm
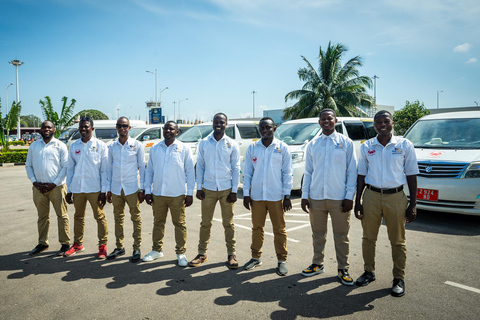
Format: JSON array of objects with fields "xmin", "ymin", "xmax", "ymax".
[
  {"xmin": 406, "ymin": 175, "xmax": 417, "ymax": 223},
  {"xmin": 342, "ymin": 139, "xmax": 357, "ymax": 212},
  {"xmin": 354, "ymin": 175, "xmax": 366, "ymax": 219}
]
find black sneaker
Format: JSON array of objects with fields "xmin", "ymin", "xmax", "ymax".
[
  {"xmin": 356, "ymin": 271, "xmax": 376, "ymax": 286},
  {"xmin": 130, "ymin": 250, "xmax": 141, "ymax": 263},
  {"xmin": 338, "ymin": 269, "xmax": 354, "ymax": 286},
  {"xmin": 391, "ymin": 278, "xmax": 405, "ymax": 297},
  {"xmin": 29, "ymin": 244, "xmax": 49, "ymax": 256},
  {"xmin": 56, "ymin": 244, "xmax": 70, "ymax": 256},
  {"xmin": 244, "ymin": 258, "xmax": 262, "ymax": 270},
  {"xmin": 106, "ymin": 248, "xmax": 125, "ymax": 260},
  {"xmin": 301, "ymin": 264, "xmax": 324, "ymax": 277}
]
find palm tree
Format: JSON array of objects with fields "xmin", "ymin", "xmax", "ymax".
[
  {"xmin": 39, "ymin": 96, "xmax": 76, "ymax": 138},
  {"xmin": 284, "ymin": 42, "xmax": 373, "ymax": 119},
  {"xmin": 0, "ymin": 101, "xmax": 22, "ymax": 151}
]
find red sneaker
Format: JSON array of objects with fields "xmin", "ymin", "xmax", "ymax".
[
  {"xmin": 64, "ymin": 243, "xmax": 84, "ymax": 257},
  {"xmin": 98, "ymin": 245, "xmax": 107, "ymax": 259}
]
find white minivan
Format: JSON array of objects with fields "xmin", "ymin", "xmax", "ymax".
[{"xmin": 403, "ymin": 111, "xmax": 480, "ymax": 216}]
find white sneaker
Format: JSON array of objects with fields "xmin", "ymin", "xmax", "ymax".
[
  {"xmin": 142, "ymin": 250, "xmax": 164, "ymax": 262},
  {"xmin": 177, "ymin": 254, "xmax": 188, "ymax": 267}
]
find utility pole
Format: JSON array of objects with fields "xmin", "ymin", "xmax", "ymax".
[
  {"xmin": 251, "ymin": 90, "xmax": 257, "ymax": 118},
  {"xmin": 437, "ymin": 90, "xmax": 443, "ymax": 109},
  {"xmin": 173, "ymin": 101, "xmax": 176, "ymax": 121},
  {"xmin": 9, "ymin": 60, "xmax": 24, "ymax": 140}
]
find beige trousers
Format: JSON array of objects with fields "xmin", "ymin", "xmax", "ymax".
[{"xmin": 111, "ymin": 190, "xmax": 142, "ymax": 250}]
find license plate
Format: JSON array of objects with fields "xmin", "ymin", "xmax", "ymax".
[{"xmin": 416, "ymin": 188, "xmax": 439, "ymax": 201}]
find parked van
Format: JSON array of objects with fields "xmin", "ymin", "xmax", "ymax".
[
  {"xmin": 403, "ymin": 111, "xmax": 480, "ymax": 216},
  {"xmin": 272, "ymin": 117, "xmax": 375, "ymax": 190}
]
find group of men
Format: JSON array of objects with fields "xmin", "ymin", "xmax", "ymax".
[{"xmin": 26, "ymin": 109, "xmax": 418, "ymax": 297}]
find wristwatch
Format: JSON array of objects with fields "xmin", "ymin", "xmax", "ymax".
[{"xmin": 284, "ymin": 195, "xmax": 291, "ymax": 200}]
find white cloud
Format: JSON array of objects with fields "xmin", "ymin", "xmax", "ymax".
[
  {"xmin": 465, "ymin": 57, "xmax": 477, "ymax": 64},
  {"xmin": 454, "ymin": 43, "xmax": 472, "ymax": 53}
]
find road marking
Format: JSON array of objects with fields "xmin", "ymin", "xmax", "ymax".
[{"xmin": 445, "ymin": 281, "xmax": 480, "ymax": 294}]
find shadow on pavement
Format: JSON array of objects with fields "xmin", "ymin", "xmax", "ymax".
[{"xmin": 405, "ymin": 209, "xmax": 480, "ymax": 236}]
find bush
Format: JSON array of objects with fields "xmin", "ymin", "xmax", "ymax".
[
  {"xmin": 0, "ymin": 151, "xmax": 27, "ymax": 163},
  {"xmin": 7, "ymin": 141, "xmax": 25, "ymax": 146},
  {"xmin": 393, "ymin": 100, "xmax": 430, "ymax": 136}
]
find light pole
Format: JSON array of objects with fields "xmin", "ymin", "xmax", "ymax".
[
  {"xmin": 372, "ymin": 75, "xmax": 379, "ymax": 117},
  {"xmin": 9, "ymin": 60, "xmax": 24, "ymax": 140},
  {"xmin": 251, "ymin": 90, "xmax": 257, "ymax": 118},
  {"xmin": 178, "ymin": 98, "xmax": 188, "ymax": 123},
  {"xmin": 173, "ymin": 101, "xmax": 176, "ymax": 121},
  {"xmin": 159, "ymin": 86, "xmax": 169, "ymax": 106},
  {"xmin": 436, "ymin": 90, "xmax": 443, "ymax": 109},
  {"xmin": 146, "ymin": 69, "xmax": 157, "ymax": 123},
  {"xmin": 5, "ymin": 83, "xmax": 13, "ymax": 116}
]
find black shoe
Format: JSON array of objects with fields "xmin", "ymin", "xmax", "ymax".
[
  {"xmin": 56, "ymin": 244, "xmax": 70, "ymax": 256},
  {"xmin": 391, "ymin": 278, "xmax": 405, "ymax": 297},
  {"xmin": 130, "ymin": 250, "xmax": 141, "ymax": 263},
  {"xmin": 29, "ymin": 244, "xmax": 49, "ymax": 256},
  {"xmin": 106, "ymin": 248, "xmax": 125, "ymax": 260},
  {"xmin": 356, "ymin": 271, "xmax": 376, "ymax": 286}
]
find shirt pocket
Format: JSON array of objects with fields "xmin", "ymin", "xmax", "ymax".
[
  {"xmin": 127, "ymin": 150, "xmax": 137, "ymax": 163},
  {"xmin": 272, "ymin": 153, "xmax": 283, "ymax": 168},
  {"xmin": 333, "ymin": 148, "xmax": 347, "ymax": 167}
]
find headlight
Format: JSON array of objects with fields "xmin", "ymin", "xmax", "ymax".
[
  {"xmin": 463, "ymin": 162, "xmax": 480, "ymax": 178},
  {"xmin": 291, "ymin": 151, "xmax": 304, "ymax": 163}
]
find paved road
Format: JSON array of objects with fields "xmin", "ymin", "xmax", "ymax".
[{"xmin": 1, "ymin": 165, "xmax": 479, "ymax": 319}]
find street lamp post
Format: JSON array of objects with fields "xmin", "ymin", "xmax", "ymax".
[
  {"xmin": 437, "ymin": 90, "xmax": 443, "ymax": 109},
  {"xmin": 178, "ymin": 98, "xmax": 188, "ymax": 123},
  {"xmin": 5, "ymin": 83, "xmax": 13, "ymax": 116},
  {"xmin": 9, "ymin": 60, "xmax": 24, "ymax": 140},
  {"xmin": 373, "ymin": 75, "xmax": 379, "ymax": 117},
  {"xmin": 146, "ymin": 69, "xmax": 158, "ymax": 124},
  {"xmin": 159, "ymin": 87, "xmax": 169, "ymax": 106},
  {"xmin": 251, "ymin": 90, "xmax": 257, "ymax": 118},
  {"xmin": 173, "ymin": 101, "xmax": 176, "ymax": 121}
]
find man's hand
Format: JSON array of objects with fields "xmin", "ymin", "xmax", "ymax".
[
  {"xmin": 406, "ymin": 202, "xmax": 417, "ymax": 223},
  {"xmin": 98, "ymin": 193, "xmax": 106, "ymax": 209},
  {"xmin": 301, "ymin": 199, "xmax": 310, "ymax": 213},
  {"xmin": 226, "ymin": 192, "xmax": 237, "ymax": 203},
  {"xmin": 354, "ymin": 202, "xmax": 363, "ymax": 220},
  {"xmin": 66, "ymin": 193, "xmax": 73, "ymax": 204},
  {"xmin": 106, "ymin": 191, "xmax": 112, "ymax": 204},
  {"xmin": 185, "ymin": 195, "xmax": 193, "ymax": 207},
  {"xmin": 138, "ymin": 191, "xmax": 145, "ymax": 204},
  {"xmin": 45, "ymin": 183, "xmax": 56, "ymax": 193},
  {"xmin": 341, "ymin": 199, "xmax": 354, "ymax": 212},
  {"xmin": 243, "ymin": 196, "xmax": 252, "ymax": 210},
  {"xmin": 145, "ymin": 194, "xmax": 153, "ymax": 205},
  {"xmin": 283, "ymin": 197, "xmax": 292, "ymax": 212},
  {"xmin": 33, "ymin": 182, "xmax": 42, "ymax": 191},
  {"xmin": 196, "ymin": 190, "xmax": 205, "ymax": 200}
]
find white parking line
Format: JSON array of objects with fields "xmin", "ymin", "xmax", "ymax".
[{"xmin": 445, "ymin": 281, "xmax": 480, "ymax": 294}]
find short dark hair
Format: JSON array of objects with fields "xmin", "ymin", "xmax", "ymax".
[
  {"xmin": 41, "ymin": 120, "xmax": 54, "ymax": 129},
  {"xmin": 213, "ymin": 113, "xmax": 228, "ymax": 121},
  {"xmin": 164, "ymin": 120, "xmax": 178, "ymax": 129},
  {"xmin": 374, "ymin": 110, "xmax": 393, "ymax": 120},
  {"xmin": 117, "ymin": 116, "xmax": 129, "ymax": 124},
  {"xmin": 259, "ymin": 117, "xmax": 275, "ymax": 125},
  {"xmin": 79, "ymin": 116, "xmax": 94, "ymax": 127},
  {"xmin": 319, "ymin": 108, "xmax": 336, "ymax": 118}
]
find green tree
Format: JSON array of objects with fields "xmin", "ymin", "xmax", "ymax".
[
  {"xmin": 21, "ymin": 114, "xmax": 42, "ymax": 127},
  {"xmin": 39, "ymin": 96, "xmax": 76, "ymax": 138},
  {"xmin": 393, "ymin": 100, "xmax": 430, "ymax": 135},
  {"xmin": 284, "ymin": 42, "xmax": 373, "ymax": 119},
  {"xmin": 1, "ymin": 101, "xmax": 22, "ymax": 151},
  {"xmin": 73, "ymin": 109, "xmax": 109, "ymax": 120}
]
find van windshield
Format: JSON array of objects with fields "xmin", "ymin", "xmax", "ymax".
[
  {"xmin": 275, "ymin": 123, "xmax": 320, "ymax": 145},
  {"xmin": 95, "ymin": 128, "xmax": 117, "ymax": 141},
  {"xmin": 178, "ymin": 125, "xmax": 213, "ymax": 142},
  {"xmin": 58, "ymin": 127, "xmax": 76, "ymax": 142},
  {"xmin": 404, "ymin": 118, "xmax": 480, "ymax": 149},
  {"xmin": 129, "ymin": 127, "xmax": 147, "ymax": 139}
]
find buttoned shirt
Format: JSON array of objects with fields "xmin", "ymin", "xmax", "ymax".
[
  {"xmin": 243, "ymin": 138, "xmax": 293, "ymax": 201},
  {"xmin": 302, "ymin": 132, "xmax": 357, "ymax": 201},
  {"xmin": 196, "ymin": 133, "xmax": 240, "ymax": 193},
  {"xmin": 107, "ymin": 137, "xmax": 145, "ymax": 196},
  {"xmin": 66, "ymin": 137, "xmax": 108, "ymax": 193},
  {"xmin": 358, "ymin": 136, "xmax": 419, "ymax": 189},
  {"xmin": 26, "ymin": 137, "xmax": 68, "ymax": 186},
  {"xmin": 145, "ymin": 139, "xmax": 195, "ymax": 197}
]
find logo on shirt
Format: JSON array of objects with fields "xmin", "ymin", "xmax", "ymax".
[
  {"xmin": 252, "ymin": 156, "xmax": 257, "ymax": 163},
  {"xmin": 91, "ymin": 146, "xmax": 98, "ymax": 152},
  {"xmin": 392, "ymin": 148, "xmax": 403, "ymax": 155},
  {"xmin": 334, "ymin": 142, "xmax": 344, "ymax": 149},
  {"xmin": 75, "ymin": 149, "xmax": 81, "ymax": 155},
  {"xmin": 367, "ymin": 149, "xmax": 376, "ymax": 156},
  {"xmin": 129, "ymin": 144, "xmax": 136, "ymax": 150},
  {"xmin": 54, "ymin": 142, "xmax": 59, "ymax": 148},
  {"xmin": 273, "ymin": 147, "xmax": 282, "ymax": 153}
]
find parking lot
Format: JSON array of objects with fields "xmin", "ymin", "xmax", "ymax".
[{"xmin": 1, "ymin": 165, "xmax": 479, "ymax": 319}]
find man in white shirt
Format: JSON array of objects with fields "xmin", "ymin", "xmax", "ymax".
[
  {"xmin": 26, "ymin": 121, "xmax": 71, "ymax": 256},
  {"xmin": 189, "ymin": 113, "xmax": 240, "ymax": 269},
  {"xmin": 354, "ymin": 110, "xmax": 418, "ymax": 297},
  {"xmin": 142, "ymin": 121, "xmax": 195, "ymax": 267},
  {"xmin": 300, "ymin": 109, "xmax": 357, "ymax": 285},
  {"xmin": 243, "ymin": 117, "xmax": 293, "ymax": 276},
  {"xmin": 106, "ymin": 117, "xmax": 145, "ymax": 263},
  {"xmin": 64, "ymin": 117, "xmax": 109, "ymax": 259}
]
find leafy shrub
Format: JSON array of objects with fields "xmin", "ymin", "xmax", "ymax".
[{"xmin": 0, "ymin": 151, "xmax": 28, "ymax": 163}]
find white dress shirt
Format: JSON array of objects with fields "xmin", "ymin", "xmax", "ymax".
[
  {"xmin": 66, "ymin": 137, "xmax": 109, "ymax": 193},
  {"xmin": 243, "ymin": 138, "xmax": 293, "ymax": 201},
  {"xmin": 26, "ymin": 137, "xmax": 68, "ymax": 186},
  {"xmin": 196, "ymin": 133, "xmax": 240, "ymax": 193},
  {"xmin": 358, "ymin": 136, "xmax": 419, "ymax": 189},
  {"xmin": 145, "ymin": 139, "xmax": 195, "ymax": 197},
  {"xmin": 302, "ymin": 132, "xmax": 357, "ymax": 201},
  {"xmin": 107, "ymin": 137, "xmax": 145, "ymax": 196}
]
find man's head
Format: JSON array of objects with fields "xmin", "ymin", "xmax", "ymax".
[
  {"xmin": 163, "ymin": 121, "xmax": 179, "ymax": 144},
  {"xmin": 116, "ymin": 116, "xmax": 131, "ymax": 138},
  {"xmin": 40, "ymin": 121, "xmax": 55, "ymax": 141},
  {"xmin": 374, "ymin": 110, "xmax": 394, "ymax": 137},
  {"xmin": 259, "ymin": 117, "xmax": 276, "ymax": 140},
  {"xmin": 79, "ymin": 116, "xmax": 94, "ymax": 140},
  {"xmin": 318, "ymin": 108, "xmax": 337, "ymax": 135},
  {"xmin": 212, "ymin": 113, "xmax": 228, "ymax": 136}
]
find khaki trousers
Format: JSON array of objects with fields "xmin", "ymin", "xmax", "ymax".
[
  {"xmin": 32, "ymin": 184, "xmax": 70, "ymax": 246},
  {"xmin": 73, "ymin": 192, "xmax": 108, "ymax": 246},
  {"xmin": 111, "ymin": 190, "xmax": 142, "ymax": 250},
  {"xmin": 309, "ymin": 199, "xmax": 350, "ymax": 270},
  {"xmin": 251, "ymin": 200, "xmax": 288, "ymax": 261},
  {"xmin": 198, "ymin": 188, "xmax": 236, "ymax": 255},
  {"xmin": 361, "ymin": 188, "xmax": 408, "ymax": 280},
  {"xmin": 151, "ymin": 195, "xmax": 187, "ymax": 254}
]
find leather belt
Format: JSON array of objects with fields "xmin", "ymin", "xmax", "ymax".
[{"xmin": 366, "ymin": 184, "xmax": 403, "ymax": 194}]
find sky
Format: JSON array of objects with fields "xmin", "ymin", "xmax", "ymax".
[{"xmin": 0, "ymin": 0, "xmax": 479, "ymax": 124}]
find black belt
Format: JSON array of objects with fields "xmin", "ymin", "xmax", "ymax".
[{"xmin": 366, "ymin": 184, "xmax": 403, "ymax": 194}]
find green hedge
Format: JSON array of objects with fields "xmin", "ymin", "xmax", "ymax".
[
  {"xmin": 0, "ymin": 151, "xmax": 28, "ymax": 163},
  {"xmin": 7, "ymin": 141, "xmax": 25, "ymax": 146},
  {"xmin": 5, "ymin": 149, "xmax": 28, "ymax": 153}
]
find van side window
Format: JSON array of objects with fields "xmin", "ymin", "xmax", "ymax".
[
  {"xmin": 344, "ymin": 122, "xmax": 366, "ymax": 140},
  {"xmin": 72, "ymin": 129, "xmax": 81, "ymax": 140},
  {"xmin": 237, "ymin": 124, "xmax": 260, "ymax": 139},
  {"xmin": 226, "ymin": 125, "xmax": 235, "ymax": 139},
  {"xmin": 335, "ymin": 123, "xmax": 343, "ymax": 134},
  {"xmin": 142, "ymin": 128, "xmax": 161, "ymax": 140},
  {"xmin": 363, "ymin": 121, "xmax": 376, "ymax": 138}
]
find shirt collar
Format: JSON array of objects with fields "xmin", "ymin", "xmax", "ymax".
[
  {"xmin": 207, "ymin": 132, "xmax": 226, "ymax": 142},
  {"xmin": 373, "ymin": 135, "xmax": 398, "ymax": 146},
  {"xmin": 114, "ymin": 136, "xmax": 134, "ymax": 147},
  {"xmin": 320, "ymin": 131, "xmax": 337, "ymax": 140}
]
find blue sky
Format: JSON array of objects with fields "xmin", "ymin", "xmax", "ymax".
[{"xmin": 1, "ymin": 0, "xmax": 479, "ymax": 123}]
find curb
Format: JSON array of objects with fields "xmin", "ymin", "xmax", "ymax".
[{"xmin": 1, "ymin": 162, "xmax": 25, "ymax": 167}]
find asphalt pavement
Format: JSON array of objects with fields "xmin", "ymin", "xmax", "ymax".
[{"xmin": 1, "ymin": 165, "xmax": 479, "ymax": 319}]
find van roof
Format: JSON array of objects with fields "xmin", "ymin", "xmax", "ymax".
[
  {"xmin": 282, "ymin": 117, "xmax": 368, "ymax": 124},
  {"xmin": 188, "ymin": 120, "xmax": 259, "ymax": 126},
  {"xmin": 420, "ymin": 111, "xmax": 480, "ymax": 120}
]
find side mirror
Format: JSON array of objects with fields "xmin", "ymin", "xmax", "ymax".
[{"xmin": 142, "ymin": 135, "xmax": 150, "ymax": 141}]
